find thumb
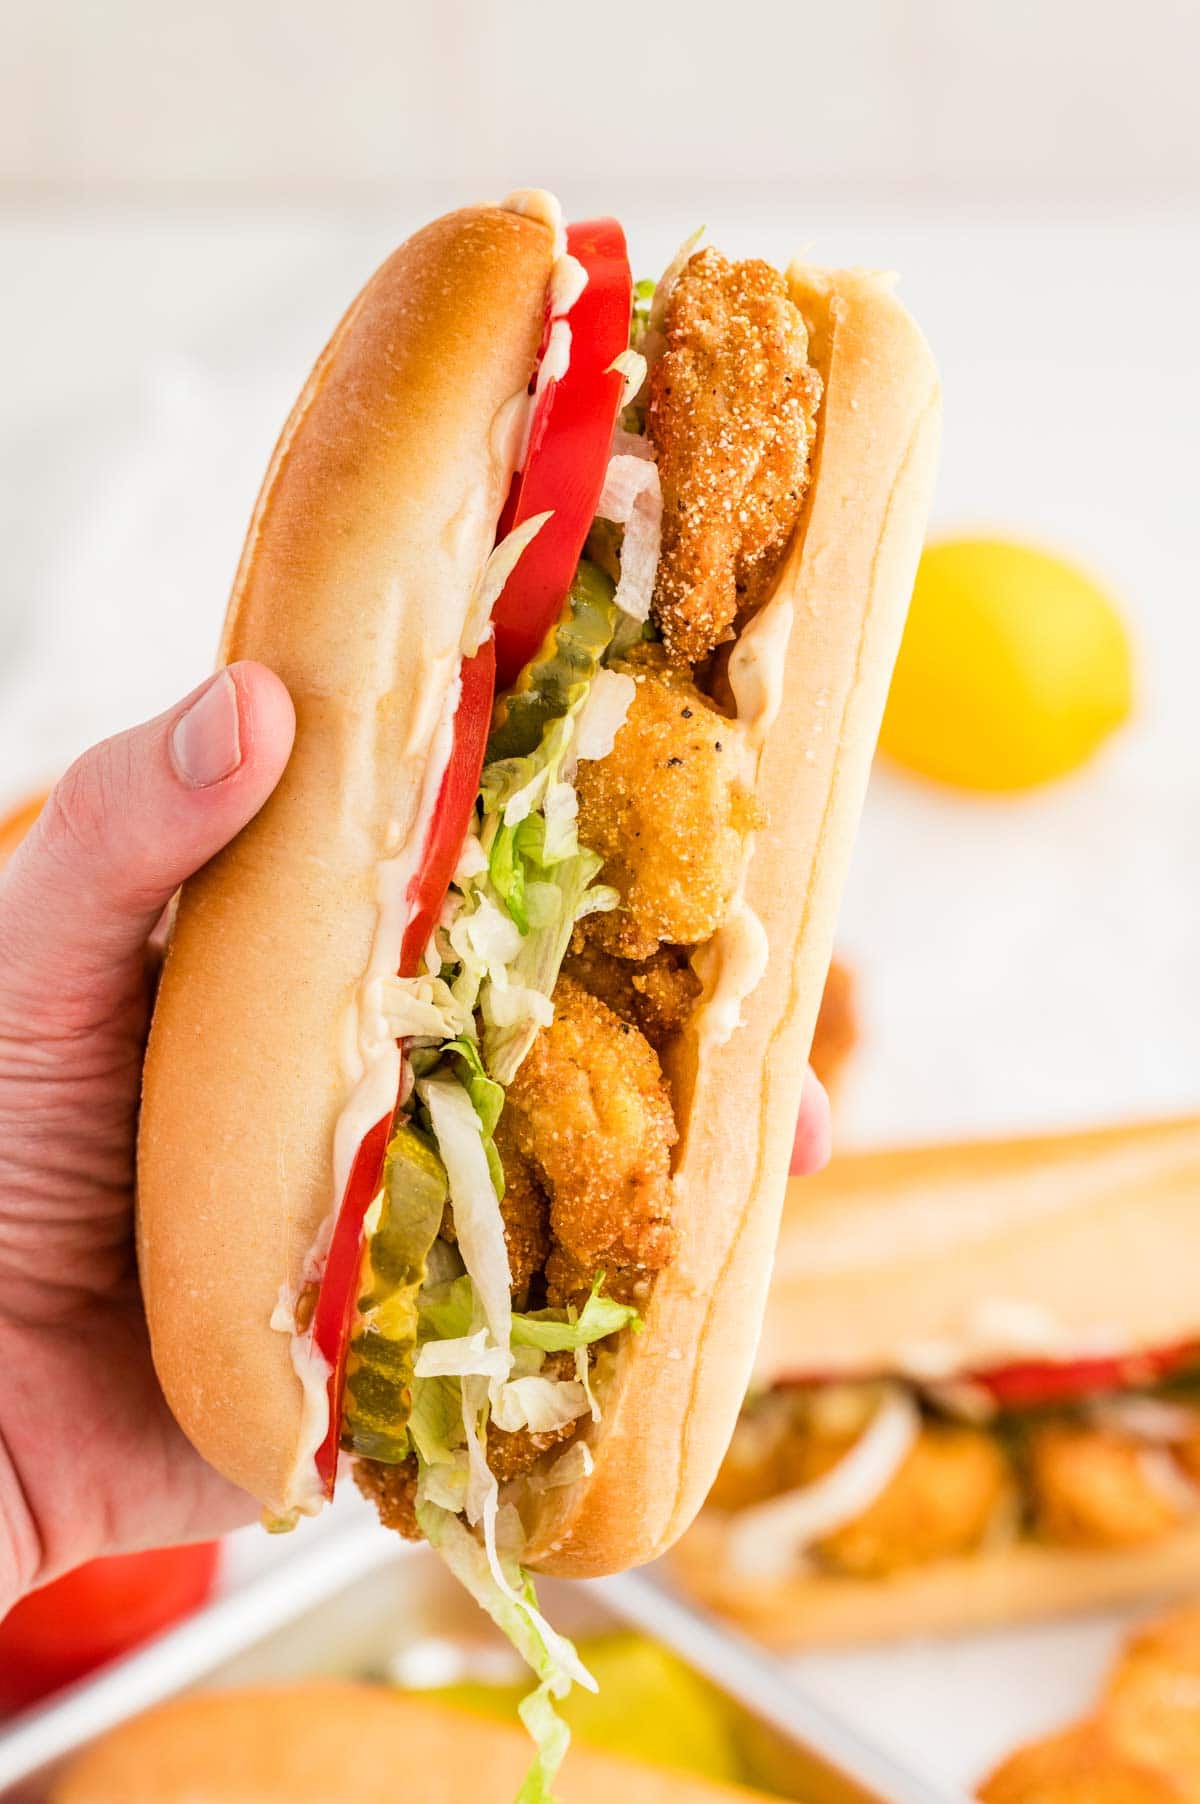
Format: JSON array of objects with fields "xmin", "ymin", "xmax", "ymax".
[{"xmin": 0, "ymin": 662, "xmax": 295, "ymax": 1034}]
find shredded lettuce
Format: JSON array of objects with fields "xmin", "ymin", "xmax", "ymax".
[
  {"xmin": 512, "ymin": 1282, "xmax": 640, "ymax": 1352},
  {"xmin": 416, "ymin": 1499, "xmax": 594, "ymax": 1804},
  {"xmin": 444, "ymin": 1036, "xmax": 505, "ymax": 1198},
  {"xmin": 418, "ymin": 1073, "xmax": 512, "ymax": 1361}
]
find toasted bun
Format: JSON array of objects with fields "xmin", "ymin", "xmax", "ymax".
[
  {"xmin": 672, "ymin": 1511, "xmax": 1200, "ymax": 1649},
  {"xmin": 52, "ymin": 1685, "xmax": 776, "ymax": 1804},
  {"xmin": 756, "ymin": 1114, "xmax": 1200, "ymax": 1385},
  {"xmin": 138, "ymin": 206, "xmax": 554, "ymax": 1511},
  {"xmin": 670, "ymin": 1115, "xmax": 1200, "ymax": 1644},
  {"xmin": 518, "ymin": 264, "xmax": 940, "ymax": 1574}
]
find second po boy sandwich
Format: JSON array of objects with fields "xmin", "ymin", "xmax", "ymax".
[
  {"xmin": 136, "ymin": 188, "xmax": 938, "ymax": 1782},
  {"xmin": 673, "ymin": 1114, "xmax": 1200, "ymax": 1644}
]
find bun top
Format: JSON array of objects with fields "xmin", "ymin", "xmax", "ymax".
[
  {"xmin": 52, "ymin": 1685, "xmax": 779, "ymax": 1804},
  {"xmin": 138, "ymin": 206, "xmax": 554, "ymax": 1513},
  {"xmin": 757, "ymin": 1116, "xmax": 1200, "ymax": 1384}
]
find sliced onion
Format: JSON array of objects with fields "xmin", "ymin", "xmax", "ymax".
[{"xmin": 724, "ymin": 1387, "xmax": 921, "ymax": 1581}]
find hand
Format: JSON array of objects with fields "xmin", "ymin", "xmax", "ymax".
[
  {"xmin": 790, "ymin": 1070, "xmax": 832, "ymax": 1178},
  {"xmin": 0, "ymin": 665, "xmax": 295, "ymax": 1612}
]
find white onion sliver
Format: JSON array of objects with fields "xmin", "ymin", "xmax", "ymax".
[{"xmin": 725, "ymin": 1388, "xmax": 921, "ymax": 1582}]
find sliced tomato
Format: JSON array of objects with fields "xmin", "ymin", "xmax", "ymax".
[
  {"xmin": 399, "ymin": 635, "xmax": 496, "ymax": 977},
  {"xmin": 966, "ymin": 1340, "xmax": 1200, "ymax": 1411},
  {"xmin": 0, "ymin": 1543, "xmax": 220, "ymax": 1711},
  {"xmin": 311, "ymin": 1110, "xmax": 394, "ymax": 1493},
  {"xmin": 491, "ymin": 218, "xmax": 632, "ymax": 690}
]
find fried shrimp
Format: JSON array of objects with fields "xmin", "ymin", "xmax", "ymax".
[
  {"xmin": 1103, "ymin": 1607, "xmax": 1200, "ymax": 1790},
  {"xmin": 980, "ymin": 1723, "xmax": 1186, "ymax": 1804},
  {"xmin": 575, "ymin": 644, "xmax": 760, "ymax": 958},
  {"xmin": 493, "ymin": 1111, "xmax": 550, "ymax": 1308},
  {"xmin": 1027, "ymin": 1424, "xmax": 1185, "ymax": 1549},
  {"xmin": 648, "ymin": 247, "xmax": 821, "ymax": 666},
  {"xmin": 562, "ymin": 935, "xmax": 701, "ymax": 1052},
  {"xmin": 354, "ymin": 1455, "xmax": 421, "ymax": 1540},
  {"xmin": 808, "ymin": 1421, "xmax": 1011, "ymax": 1579},
  {"xmin": 504, "ymin": 974, "xmax": 676, "ymax": 1279}
]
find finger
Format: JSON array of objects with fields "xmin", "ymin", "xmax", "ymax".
[
  {"xmin": 0, "ymin": 663, "xmax": 294, "ymax": 1034},
  {"xmin": 789, "ymin": 1068, "xmax": 832, "ymax": 1177}
]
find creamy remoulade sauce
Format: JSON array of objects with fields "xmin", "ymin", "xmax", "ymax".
[{"xmin": 687, "ymin": 596, "xmax": 792, "ymax": 1060}]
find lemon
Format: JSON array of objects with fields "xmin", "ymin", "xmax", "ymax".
[{"xmin": 879, "ymin": 538, "xmax": 1134, "ymax": 791}]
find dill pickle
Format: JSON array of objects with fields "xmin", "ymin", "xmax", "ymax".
[
  {"xmin": 486, "ymin": 561, "xmax": 618, "ymax": 764},
  {"xmin": 341, "ymin": 1122, "xmax": 447, "ymax": 1464}
]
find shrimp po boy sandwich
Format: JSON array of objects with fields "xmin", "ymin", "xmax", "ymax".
[
  {"xmin": 137, "ymin": 188, "xmax": 938, "ymax": 1775},
  {"xmin": 674, "ymin": 1115, "xmax": 1200, "ymax": 1646}
]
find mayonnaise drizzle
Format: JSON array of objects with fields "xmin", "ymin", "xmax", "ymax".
[
  {"xmin": 503, "ymin": 189, "xmax": 587, "ymax": 471},
  {"xmin": 687, "ymin": 590, "xmax": 796, "ymax": 1056},
  {"xmin": 331, "ymin": 664, "xmax": 462, "ymax": 1210}
]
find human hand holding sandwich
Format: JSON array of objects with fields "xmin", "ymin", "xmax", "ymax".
[
  {"xmin": 0, "ymin": 667, "xmax": 831, "ymax": 1613},
  {"xmin": 0, "ymin": 664, "xmax": 296, "ymax": 1609}
]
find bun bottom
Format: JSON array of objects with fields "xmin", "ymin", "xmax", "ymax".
[{"xmin": 670, "ymin": 1513, "xmax": 1200, "ymax": 1646}]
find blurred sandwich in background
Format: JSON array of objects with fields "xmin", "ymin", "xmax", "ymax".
[{"xmin": 672, "ymin": 1115, "xmax": 1200, "ymax": 1644}]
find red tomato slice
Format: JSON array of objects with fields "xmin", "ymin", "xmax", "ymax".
[
  {"xmin": 967, "ymin": 1340, "xmax": 1200, "ymax": 1411},
  {"xmin": 0, "ymin": 1543, "xmax": 220, "ymax": 1712},
  {"xmin": 311, "ymin": 1110, "xmax": 394, "ymax": 1493},
  {"xmin": 491, "ymin": 218, "xmax": 632, "ymax": 690},
  {"xmin": 399, "ymin": 636, "xmax": 495, "ymax": 978}
]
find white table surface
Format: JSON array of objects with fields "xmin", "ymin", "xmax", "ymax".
[{"xmin": 3, "ymin": 199, "xmax": 1198, "ymax": 1793}]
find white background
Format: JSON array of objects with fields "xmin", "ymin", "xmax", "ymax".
[{"xmin": 2, "ymin": 2, "xmax": 1199, "ymax": 1791}]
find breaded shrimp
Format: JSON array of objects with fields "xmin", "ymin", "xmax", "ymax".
[
  {"xmin": 649, "ymin": 247, "xmax": 821, "ymax": 666},
  {"xmin": 575, "ymin": 644, "xmax": 760, "ymax": 959},
  {"xmin": 354, "ymin": 1455, "xmax": 421, "ymax": 1540},
  {"xmin": 562, "ymin": 934, "xmax": 701, "ymax": 1052},
  {"xmin": 807, "ymin": 1421, "xmax": 1011, "ymax": 1579},
  {"xmin": 980, "ymin": 1723, "xmax": 1185, "ymax": 1803},
  {"xmin": 1027, "ymin": 1424, "xmax": 1185, "ymax": 1549},
  {"xmin": 504, "ymin": 975, "xmax": 676, "ymax": 1279},
  {"xmin": 1104, "ymin": 1607, "xmax": 1200, "ymax": 1790},
  {"xmin": 493, "ymin": 1110, "xmax": 550, "ymax": 1308}
]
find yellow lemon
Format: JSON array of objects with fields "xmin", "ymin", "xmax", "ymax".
[{"xmin": 879, "ymin": 538, "xmax": 1134, "ymax": 791}]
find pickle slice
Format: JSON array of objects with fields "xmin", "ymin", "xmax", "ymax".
[
  {"xmin": 342, "ymin": 1122, "xmax": 447, "ymax": 1463},
  {"xmin": 486, "ymin": 560, "xmax": 618, "ymax": 765}
]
